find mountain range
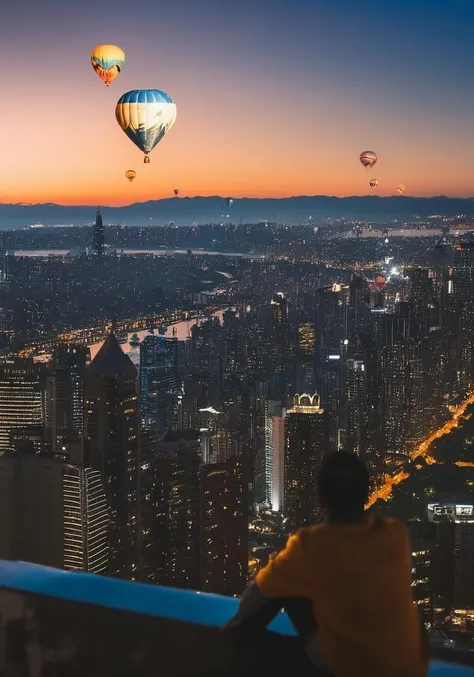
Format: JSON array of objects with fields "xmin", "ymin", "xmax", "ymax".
[{"xmin": 1, "ymin": 195, "xmax": 474, "ymax": 229}]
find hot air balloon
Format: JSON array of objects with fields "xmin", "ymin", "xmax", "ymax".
[
  {"xmin": 360, "ymin": 151, "xmax": 377, "ymax": 170},
  {"xmin": 125, "ymin": 170, "xmax": 136, "ymax": 183},
  {"xmin": 115, "ymin": 89, "xmax": 177, "ymax": 164},
  {"xmin": 174, "ymin": 189, "xmax": 179, "ymax": 196},
  {"xmin": 226, "ymin": 197, "xmax": 234, "ymax": 208},
  {"xmin": 369, "ymin": 179, "xmax": 379, "ymax": 190},
  {"xmin": 91, "ymin": 45, "xmax": 125, "ymax": 86},
  {"xmin": 397, "ymin": 184, "xmax": 406, "ymax": 195}
]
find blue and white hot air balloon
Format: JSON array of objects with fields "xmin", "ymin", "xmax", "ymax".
[{"xmin": 115, "ymin": 89, "xmax": 177, "ymax": 163}]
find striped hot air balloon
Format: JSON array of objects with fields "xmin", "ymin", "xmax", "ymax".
[
  {"xmin": 360, "ymin": 150, "xmax": 377, "ymax": 170},
  {"xmin": 115, "ymin": 89, "xmax": 177, "ymax": 163}
]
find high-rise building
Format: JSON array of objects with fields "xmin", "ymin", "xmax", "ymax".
[
  {"xmin": 155, "ymin": 429, "xmax": 201, "ymax": 590},
  {"xmin": 0, "ymin": 452, "xmax": 108, "ymax": 574},
  {"xmin": 139, "ymin": 335, "xmax": 178, "ymax": 435},
  {"xmin": 62, "ymin": 465, "xmax": 109, "ymax": 573},
  {"xmin": 284, "ymin": 393, "xmax": 329, "ymax": 533},
  {"xmin": 428, "ymin": 501, "xmax": 474, "ymax": 613},
  {"xmin": 264, "ymin": 399, "xmax": 286, "ymax": 511},
  {"xmin": 92, "ymin": 207, "xmax": 105, "ymax": 259},
  {"xmin": 0, "ymin": 357, "xmax": 43, "ymax": 454},
  {"xmin": 200, "ymin": 455, "xmax": 248, "ymax": 596},
  {"xmin": 86, "ymin": 331, "xmax": 139, "ymax": 579},
  {"xmin": 47, "ymin": 344, "xmax": 89, "ymax": 450}
]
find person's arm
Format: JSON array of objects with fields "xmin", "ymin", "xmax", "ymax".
[
  {"xmin": 255, "ymin": 531, "xmax": 312, "ymax": 599},
  {"xmin": 223, "ymin": 531, "xmax": 312, "ymax": 635}
]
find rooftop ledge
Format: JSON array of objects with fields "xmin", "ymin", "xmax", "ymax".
[{"xmin": 0, "ymin": 560, "xmax": 472, "ymax": 677}]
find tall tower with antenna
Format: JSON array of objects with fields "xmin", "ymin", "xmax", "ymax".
[{"xmin": 93, "ymin": 206, "xmax": 105, "ymax": 259}]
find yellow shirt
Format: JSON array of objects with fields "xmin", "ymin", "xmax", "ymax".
[{"xmin": 256, "ymin": 515, "xmax": 429, "ymax": 677}]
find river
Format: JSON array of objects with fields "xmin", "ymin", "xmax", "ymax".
[{"xmin": 13, "ymin": 249, "xmax": 263, "ymax": 259}]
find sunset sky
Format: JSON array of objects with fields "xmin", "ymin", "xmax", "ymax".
[{"xmin": 2, "ymin": 0, "xmax": 474, "ymax": 205}]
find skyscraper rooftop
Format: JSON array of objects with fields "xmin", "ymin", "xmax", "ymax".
[{"xmin": 87, "ymin": 332, "xmax": 137, "ymax": 381}]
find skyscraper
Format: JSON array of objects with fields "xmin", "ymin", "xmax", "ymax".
[
  {"xmin": 86, "ymin": 331, "xmax": 139, "ymax": 579},
  {"xmin": 62, "ymin": 465, "xmax": 109, "ymax": 574},
  {"xmin": 264, "ymin": 399, "xmax": 286, "ymax": 511},
  {"xmin": 200, "ymin": 455, "xmax": 248, "ymax": 596},
  {"xmin": 155, "ymin": 429, "xmax": 201, "ymax": 590},
  {"xmin": 139, "ymin": 335, "xmax": 178, "ymax": 435},
  {"xmin": 0, "ymin": 357, "xmax": 43, "ymax": 454},
  {"xmin": 284, "ymin": 393, "xmax": 329, "ymax": 533},
  {"xmin": 0, "ymin": 452, "xmax": 108, "ymax": 574},
  {"xmin": 47, "ymin": 344, "xmax": 89, "ymax": 450},
  {"xmin": 93, "ymin": 207, "xmax": 105, "ymax": 259}
]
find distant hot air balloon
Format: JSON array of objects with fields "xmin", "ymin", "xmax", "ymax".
[
  {"xmin": 375, "ymin": 274, "xmax": 386, "ymax": 292},
  {"xmin": 125, "ymin": 170, "xmax": 136, "ymax": 183},
  {"xmin": 115, "ymin": 89, "xmax": 177, "ymax": 163},
  {"xmin": 91, "ymin": 44, "xmax": 125, "ymax": 86},
  {"xmin": 397, "ymin": 184, "xmax": 406, "ymax": 195},
  {"xmin": 360, "ymin": 151, "xmax": 377, "ymax": 170},
  {"xmin": 174, "ymin": 189, "xmax": 179, "ymax": 196},
  {"xmin": 226, "ymin": 197, "xmax": 234, "ymax": 207},
  {"xmin": 369, "ymin": 179, "xmax": 379, "ymax": 190}
]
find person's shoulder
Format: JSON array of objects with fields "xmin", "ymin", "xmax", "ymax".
[
  {"xmin": 370, "ymin": 514, "xmax": 409, "ymax": 540},
  {"xmin": 295, "ymin": 523, "xmax": 328, "ymax": 546}
]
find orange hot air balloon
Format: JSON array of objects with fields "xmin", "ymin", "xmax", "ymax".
[{"xmin": 125, "ymin": 170, "xmax": 136, "ymax": 183}]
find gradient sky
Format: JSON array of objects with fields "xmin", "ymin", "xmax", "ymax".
[{"xmin": 2, "ymin": 0, "xmax": 474, "ymax": 205}]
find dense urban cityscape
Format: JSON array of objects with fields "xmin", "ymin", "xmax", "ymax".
[{"xmin": 0, "ymin": 210, "xmax": 473, "ymax": 651}]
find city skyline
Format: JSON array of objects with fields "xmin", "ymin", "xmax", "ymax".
[{"xmin": 2, "ymin": 0, "xmax": 474, "ymax": 205}]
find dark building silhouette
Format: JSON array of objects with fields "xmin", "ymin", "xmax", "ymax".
[
  {"xmin": 155, "ymin": 429, "xmax": 201, "ymax": 590},
  {"xmin": 93, "ymin": 207, "xmax": 105, "ymax": 258},
  {"xmin": 284, "ymin": 393, "xmax": 329, "ymax": 533},
  {"xmin": 200, "ymin": 455, "xmax": 248, "ymax": 596},
  {"xmin": 47, "ymin": 344, "xmax": 89, "ymax": 451},
  {"xmin": 86, "ymin": 331, "xmax": 139, "ymax": 580}
]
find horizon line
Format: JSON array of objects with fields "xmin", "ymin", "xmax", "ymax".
[{"xmin": 1, "ymin": 194, "xmax": 474, "ymax": 209}]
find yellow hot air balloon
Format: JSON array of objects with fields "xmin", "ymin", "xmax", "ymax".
[
  {"xmin": 91, "ymin": 44, "xmax": 125, "ymax": 86},
  {"xmin": 125, "ymin": 170, "xmax": 136, "ymax": 183},
  {"xmin": 397, "ymin": 184, "xmax": 406, "ymax": 195}
]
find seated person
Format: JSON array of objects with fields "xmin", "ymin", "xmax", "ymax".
[{"xmin": 224, "ymin": 452, "xmax": 429, "ymax": 677}]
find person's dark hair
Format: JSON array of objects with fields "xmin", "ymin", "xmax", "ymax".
[{"xmin": 317, "ymin": 451, "xmax": 370, "ymax": 521}]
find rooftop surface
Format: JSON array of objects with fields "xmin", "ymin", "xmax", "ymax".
[{"xmin": 0, "ymin": 560, "xmax": 472, "ymax": 676}]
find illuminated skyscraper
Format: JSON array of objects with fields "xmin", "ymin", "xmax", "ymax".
[
  {"xmin": 93, "ymin": 207, "xmax": 105, "ymax": 259},
  {"xmin": 62, "ymin": 465, "xmax": 109, "ymax": 574},
  {"xmin": 284, "ymin": 393, "xmax": 329, "ymax": 533},
  {"xmin": 86, "ymin": 331, "xmax": 139, "ymax": 579},
  {"xmin": 0, "ymin": 357, "xmax": 43, "ymax": 454},
  {"xmin": 0, "ymin": 453, "xmax": 108, "ymax": 574},
  {"xmin": 264, "ymin": 399, "xmax": 286, "ymax": 511}
]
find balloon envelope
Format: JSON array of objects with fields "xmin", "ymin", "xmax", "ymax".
[
  {"xmin": 360, "ymin": 151, "xmax": 377, "ymax": 170},
  {"xmin": 91, "ymin": 44, "xmax": 125, "ymax": 86},
  {"xmin": 369, "ymin": 179, "xmax": 379, "ymax": 189},
  {"xmin": 115, "ymin": 89, "xmax": 177, "ymax": 163},
  {"xmin": 397, "ymin": 184, "xmax": 406, "ymax": 194},
  {"xmin": 174, "ymin": 189, "xmax": 179, "ymax": 196},
  {"xmin": 125, "ymin": 170, "xmax": 136, "ymax": 183},
  {"xmin": 226, "ymin": 197, "xmax": 234, "ymax": 207}
]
